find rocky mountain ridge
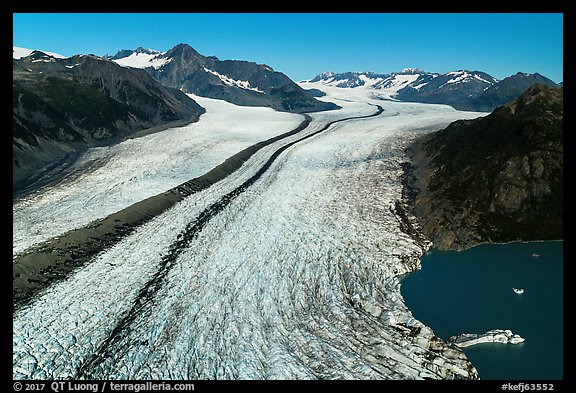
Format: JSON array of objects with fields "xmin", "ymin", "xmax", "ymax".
[
  {"xmin": 13, "ymin": 50, "xmax": 204, "ymax": 191},
  {"xmin": 406, "ymin": 84, "xmax": 563, "ymax": 250},
  {"xmin": 110, "ymin": 43, "xmax": 339, "ymax": 113},
  {"xmin": 308, "ymin": 69, "xmax": 559, "ymax": 112}
]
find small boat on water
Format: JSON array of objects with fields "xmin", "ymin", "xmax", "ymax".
[
  {"xmin": 513, "ymin": 288, "xmax": 524, "ymax": 294},
  {"xmin": 531, "ymin": 253, "xmax": 541, "ymax": 258}
]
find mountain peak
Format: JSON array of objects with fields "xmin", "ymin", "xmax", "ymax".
[
  {"xmin": 134, "ymin": 47, "xmax": 160, "ymax": 55},
  {"xmin": 408, "ymin": 82, "xmax": 563, "ymax": 250},
  {"xmin": 106, "ymin": 47, "xmax": 161, "ymax": 62},
  {"xmin": 520, "ymin": 82, "xmax": 561, "ymax": 96},
  {"xmin": 167, "ymin": 43, "xmax": 201, "ymax": 56},
  {"xmin": 465, "ymin": 72, "xmax": 559, "ymax": 112},
  {"xmin": 398, "ymin": 67, "xmax": 425, "ymax": 75},
  {"xmin": 309, "ymin": 71, "xmax": 336, "ymax": 82},
  {"xmin": 107, "ymin": 49, "xmax": 135, "ymax": 60},
  {"xmin": 13, "ymin": 46, "xmax": 66, "ymax": 60},
  {"xmin": 28, "ymin": 50, "xmax": 58, "ymax": 60},
  {"xmin": 138, "ymin": 43, "xmax": 337, "ymax": 113},
  {"xmin": 501, "ymin": 83, "xmax": 563, "ymax": 117},
  {"xmin": 512, "ymin": 71, "xmax": 548, "ymax": 79}
]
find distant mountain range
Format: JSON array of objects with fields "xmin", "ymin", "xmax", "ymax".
[
  {"xmin": 106, "ymin": 44, "xmax": 338, "ymax": 113},
  {"xmin": 13, "ymin": 50, "xmax": 204, "ymax": 190},
  {"xmin": 464, "ymin": 72, "xmax": 561, "ymax": 112},
  {"xmin": 12, "ymin": 44, "xmax": 337, "ymax": 192},
  {"xmin": 13, "ymin": 43, "xmax": 560, "ymax": 193},
  {"xmin": 407, "ymin": 84, "xmax": 563, "ymax": 250},
  {"xmin": 307, "ymin": 69, "xmax": 560, "ymax": 112}
]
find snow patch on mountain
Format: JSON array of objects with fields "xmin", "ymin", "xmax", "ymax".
[
  {"xmin": 203, "ymin": 67, "xmax": 264, "ymax": 93},
  {"xmin": 113, "ymin": 51, "xmax": 171, "ymax": 70},
  {"xmin": 306, "ymin": 70, "xmax": 427, "ymax": 99},
  {"xmin": 31, "ymin": 58, "xmax": 56, "ymax": 63},
  {"xmin": 13, "ymin": 46, "xmax": 67, "ymax": 59},
  {"xmin": 445, "ymin": 71, "xmax": 473, "ymax": 84},
  {"xmin": 411, "ymin": 82, "xmax": 429, "ymax": 90},
  {"xmin": 443, "ymin": 71, "xmax": 496, "ymax": 86},
  {"xmin": 373, "ymin": 74, "xmax": 421, "ymax": 98}
]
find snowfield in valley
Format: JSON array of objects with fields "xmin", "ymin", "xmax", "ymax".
[{"xmin": 13, "ymin": 86, "xmax": 487, "ymax": 379}]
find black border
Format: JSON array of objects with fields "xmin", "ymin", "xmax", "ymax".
[
  {"xmin": 7, "ymin": 2, "xmax": 572, "ymax": 390},
  {"xmin": 8, "ymin": 2, "xmax": 571, "ymax": 13}
]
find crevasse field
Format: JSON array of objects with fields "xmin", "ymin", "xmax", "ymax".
[{"xmin": 13, "ymin": 86, "xmax": 487, "ymax": 379}]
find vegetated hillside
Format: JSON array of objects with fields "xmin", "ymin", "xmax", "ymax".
[
  {"xmin": 13, "ymin": 51, "xmax": 204, "ymax": 191},
  {"xmin": 407, "ymin": 84, "xmax": 563, "ymax": 250}
]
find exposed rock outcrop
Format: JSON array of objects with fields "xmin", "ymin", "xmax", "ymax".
[
  {"xmin": 406, "ymin": 84, "xmax": 563, "ymax": 250},
  {"xmin": 111, "ymin": 43, "xmax": 340, "ymax": 113},
  {"xmin": 13, "ymin": 51, "xmax": 204, "ymax": 192}
]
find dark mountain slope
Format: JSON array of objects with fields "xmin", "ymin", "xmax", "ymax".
[
  {"xmin": 464, "ymin": 72, "xmax": 559, "ymax": 112},
  {"xmin": 13, "ymin": 51, "xmax": 204, "ymax": 191},
  {"xmin": 407, "ymin": 84, "xmax": 563, "ymax": 250},
  {"xmin": 112, "ymin": 43, "xmax": 338, "ymax": 113},
  {"xmin": 395, "ymin": 70, "xmax": 498, "ymax": 110},
  {"xmin": 308, "ymin": 69, "xmax": 559, "ymax": 112}
]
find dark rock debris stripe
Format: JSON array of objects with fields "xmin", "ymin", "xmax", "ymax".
[
  {"xmin": 75, "ymin": 105, "xmax": 384, "ymax": 378},
  {"xmin": 13, "ymin": 115, "xmax": 308, "ymax": 312}
]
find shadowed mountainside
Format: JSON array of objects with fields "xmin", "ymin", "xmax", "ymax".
[
  {"xmin": 407, "ymin": 84, "xmax": 563, "ymax": 250},
  {"xmin": 111, "ymin": 44, "xmax": 339, "ymax": 113},
  {"xmin": 13, "ymin": 51, "xmax": 204, "ymax": 191}
]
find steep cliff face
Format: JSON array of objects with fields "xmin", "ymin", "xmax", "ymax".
[{"xmin": 407, "ymin": 84, "xmax": 563, "ymax": 250}]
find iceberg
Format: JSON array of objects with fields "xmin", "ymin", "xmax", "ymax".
[{"xmin": 448, "ymin": 329, "xmax": 525, "ymax": 348}]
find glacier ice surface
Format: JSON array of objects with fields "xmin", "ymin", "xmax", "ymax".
[{"xmin": 13, "ymin": 88, "xmax": 487, "ymax": 379}]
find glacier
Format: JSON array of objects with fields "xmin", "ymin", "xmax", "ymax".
[
  {"xmin": 12, "ymin": 95, "xmax": 302, "ymax": 257},
  {"xmin": 13, "ymin": 86, "xmax": 488, "ymax": 380}
]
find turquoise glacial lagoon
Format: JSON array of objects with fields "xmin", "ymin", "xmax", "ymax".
[{"xmin": 400, "ymin": 241, "xmax": 563, "ymax": 380}]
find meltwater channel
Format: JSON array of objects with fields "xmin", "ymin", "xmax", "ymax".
[{"xmin": 401, "ymin": 241, "xmax": 563, "ymax": 379}]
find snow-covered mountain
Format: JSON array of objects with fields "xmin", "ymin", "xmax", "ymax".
[
  {"xmin": 309, "ymin": 68, "xmax": 427, "ymax": 93},
  {"xmin": 13, "ymin": 49, "xmax": 204, "ymax": 191},
  {"xmin": 395, "ymin": 70, "xmax": 499, "ymax": 109},
  {"xmin": 306, "ymin": 68, "xmax": 559, "ymax": 112},
  {"xmin": 13, "ymin": 46, "xmax": 66, "ymax": 59},
  {"xmin": 307, "ymin": 69, "xmax": 499, "ymax": 109},
  {"xmin": 108, "ymin": 43, "xmax": 338, "ymax": 113},
  {"xmin": 464, "ymin": 72, "xmax": 560, "ymax": 112},
  {"xmin": 106, "ymin": 47, "xmax": 170, "ymax": 70},
  {"xmin": 310, "ymin": 71, "xmax": 389, "ymax": 88}
]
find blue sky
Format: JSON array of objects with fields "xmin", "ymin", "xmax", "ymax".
[{"xmin": 13, "ymin": 13, "xmax": 563, "ymax": 83}]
